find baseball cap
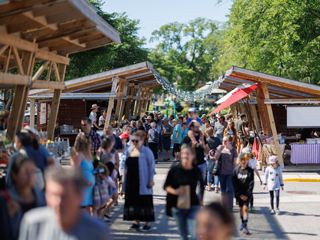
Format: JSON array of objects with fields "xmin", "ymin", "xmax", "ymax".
[
  {"xmin": 119, "ymin": 133, "xmax": 130, "ymax": 139},
  {"xmin": 188, "ymin": 108, "xmax": 197, "ymax": 113},
  {"xmin": 162, "ymin": 117, "xmax": 168, "ymax": 121},
  {"xmin": 239, "ymin": 153, "xmax": 251, "ymax": 160},
  {"xmin": 23, "ymin": 125, "xmax": 38, "ymax": 136},
  {"xmin": 242, "ymin": 147, "xmax": 251, "ymax": 154}
]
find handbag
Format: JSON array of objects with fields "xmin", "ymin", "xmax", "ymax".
[
  {"xmin": 212, "ymin": 147, "xmax": 234, "ymax": 175},
  {"xmin": 176, "ymin": 185, "xmax": 191, "ymax": 209}
]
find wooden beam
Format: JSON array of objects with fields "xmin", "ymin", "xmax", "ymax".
[
  {"xmin": 47, "ymin": 89, "xmax": 62, "ymax": 140},
  {"xmin": 52, "ymin": 62, "xmax": 61, "ymax": 82},
  {"xmin": 261, "ymin": 82, "xmax": 284, "ymax": 167},
  {"xmin": 3, "ymin": 46, "xmax": 12, "ymax": 73},
  {"xmin": 103, "ymin": 76, "xmax": 119, "ymax": 134},
  {"xmin": 46, "ymin": 62, "xmax": 52, "ymax": 81},
  {"xmin": 31, "ymin": 80, "xmax": 65, "ymax": 89},
  {"xmin": 255, "ymin": 89, "xmax": 267, "ymax": 134},
  {"xmin": 230, "ymin": 104, "xmax": 236, "ymax": 119},
  {"xmin": 36, "ymin": 49, "xmax": 70, "ymax": 65},
  {"xmin": 115, "ymin": 81, "xmax": 126, "ymax": 117},
  {"xmin": 124, "ymin": 85, "xmax": 134, "ymax": 119},
  {"xmin": 29, "ymin": 98, "xmax": 35, "ymax": 128},
  {"xmin": 0, "ymin": 73, "xmax": 31, "ymax": 85},
  {"xmin": 0, "ymin": 32, "xmax": 37, "ymax": 53},
  {"xmin": 32, "ymin": 60, "xmax": 50, "ymax": 81},
  {"xmin": 62, "ymin": 36, "xmax": 86, "ymax": 48},
  {"xmin": 134, "ymin": 87, "xmax": 142, "ymax": 116},
  {"xmin": 47, "ymin": 54, "xmax": 68, "ymax": 140},
  {"xmin": 7, "ymin": 85, "xmax": 26, "ymax": 139},
  {"xmin": 22, "ymin": 50, "xmax": 35, "ymax": 76},
  {"xmin": 138, "ymin": 88, "xmax": 147, "ymax": 116},
  {"xmin": 22, "ymin": 11, "xmax": 58, "ymax": 30},
  {"xmin": 247, "ymin": 96, "xmax": 261, "ymax": 132},
  {"xmin": 12, "ymin": 47, "xmax": 24, "ymax": 75},
  {"xmin": 0, "ymin": 45, "xmax": 9, "ymax": 56}
]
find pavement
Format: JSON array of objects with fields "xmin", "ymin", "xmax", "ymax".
[{"xmin": 106, "ymin": 150, "xmax": 320, "ymax": 240}]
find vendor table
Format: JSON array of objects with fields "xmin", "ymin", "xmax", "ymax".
[{"xmin": 290, "ymin": 144, "xmax": 320, "ymax": 164}]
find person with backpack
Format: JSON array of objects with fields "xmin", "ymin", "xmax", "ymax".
[
  {"xmin": 148, "ymin": 122, "xmax": 159, "ymax": 164},
  {"xmin": 232, "ymin": 153, "xmax": 254, "ymax": 235},
  {"xmin": 172, "ymin": 118, "xmax": 182, "ymax": 162},
  {"xmin": 205, "ymin": 127, "xmax": 222, "ymax": 192}
]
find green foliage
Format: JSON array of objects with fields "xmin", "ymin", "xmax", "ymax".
[
  {"xmin": 217, "ymin": 0, "xmax": 320, "ymax": 84},
  {"xmin": 33, "ymin": 0, "xmax": 149, "ymax": 81},
  {"xmin": 149, "ymin": 18, "xmax": 221, "ymax": 91}
]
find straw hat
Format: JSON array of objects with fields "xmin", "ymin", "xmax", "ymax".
[{"xmin": 91, "ymin": 104, "xmax": 99, "ymax": 109}]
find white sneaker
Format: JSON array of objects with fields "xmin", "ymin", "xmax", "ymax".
[
  {"xmin": 276, "ymin": 208, "xmax": 280, "ymax": 215},
  {"xmin": 270, "ymin": 209, "xmax": 275, "ymax": 215}
]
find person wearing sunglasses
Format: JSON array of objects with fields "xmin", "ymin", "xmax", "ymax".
[
  {"xmin": 122, "ymin": 130, "xmax": 155, "ymax": 232},
  {"xmin": 75, "ymin": 117, "xmax": 101, "ymax": 154}
]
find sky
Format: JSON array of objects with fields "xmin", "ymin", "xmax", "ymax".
[{"xmin": 103, "ymin": 0, "xmax": 233, "ymax": 49}]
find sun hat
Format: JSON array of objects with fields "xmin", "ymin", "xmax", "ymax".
[
  {"xmin": 119, "ymin": 133, "xmax": 130, "ymax": 139},
  {"xmin": 188, "ymin": 108, "xmax": 197, "ymax": 113},
  {"xmin": 91, "ymin": 104, "xmax": 99, "ymax": 109},
  {"xmin": 242, "ymin": 147, "xmax": 251, "ymax": 154},
  {"xmin": 146, "ymin": 116, "xmax": 152, "ymax": 120},
  {"xmin": 268, "ymin": 155, "xmax": 278, "ymax": 164},
  {"xmin": 239, "ymin": 153, "xmax": 251, "ymax": 160},
  {"xmin": 23, "ymin": 125, "xmax": 38, "ymax": 136}
]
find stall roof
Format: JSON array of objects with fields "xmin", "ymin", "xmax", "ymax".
[
  {"xmin": 29, "ymin": 61, "xmax": 161, "ymax": 97},
  {"xmin": 218, "ymin": 66, "xmax": 320, "ymax": 99},
  {"xmin": 0, "ymin": 0, "xmax": 121, "ymax": 71}
]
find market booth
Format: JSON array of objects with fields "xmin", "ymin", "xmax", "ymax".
[
  {"xmin": 213, "ymin": 66, "xmax": 320, "ymax": 171},
  {"xmin": 0, "ymin": 0, "xmax": 121, "ymax": 142},
  {"xmin": 28, "ymin": 61, "xmax": 161, "ymax": 145}
]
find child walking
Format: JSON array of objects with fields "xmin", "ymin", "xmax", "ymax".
[
  {"xmin": 263, "ymin": 156, "xmax": 284, "ymax": 215},
  {"xmin": 242, "ymin": 147, "xmax": 263, "ymax": 212},
  {"xmin": 232, "ymin": 153, "xmax": 254, "ymax": 235}
]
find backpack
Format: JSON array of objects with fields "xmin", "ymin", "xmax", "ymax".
[
  {"xmin": 19, "ymin": 149, "xmax": 45, "ymax": 191},
  {"xmin": 92, "ymin": 177, "xmax": 109, "ymax": 209},
  {"xmin": 151, "ymin": 129, "xmax": 159, "ymax": 143}
]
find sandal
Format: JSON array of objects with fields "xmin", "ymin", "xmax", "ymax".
[
  {"xmin": 207, "ymin": 186, "xmax": 212, "ymax": 191},
  {"xmin": 215, "ymin": 187, "xmax": 219, "ymax": 193}
]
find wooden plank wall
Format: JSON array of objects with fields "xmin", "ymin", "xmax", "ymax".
[{"xmin": 57, "ymin": 99, "xmax": 86, "ymax": 130}]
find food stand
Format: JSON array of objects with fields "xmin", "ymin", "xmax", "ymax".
[{"xmin": 215, "ymin": 66, "xmax": 320, "ymax": 171}]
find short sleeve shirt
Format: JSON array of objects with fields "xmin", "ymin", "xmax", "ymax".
[
  {"xmin": 98, "ymin": 116, "xmax": 105, "ymax": 126},
  {"xmin": 75, "ymin": 130, "xmax": 101, "ymax": 152},
  {"xmin": 163, "ymin": 124, "xmax": 173, "ymax": 137},
  {"xmin": 89, "ymin": 111, "xmax": 97, "ymax": 127},
  {"xmin": 173, "ymin": 124, "xmax": 182, "ymax": 144},
  {"xmin": 235, "ymin": 119, "xmax": 245, "ymax": 136}
]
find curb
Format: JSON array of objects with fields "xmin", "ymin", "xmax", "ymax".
[{"xmin": 284, "ymin": 178, "xmax": 320, "ymax": 182}]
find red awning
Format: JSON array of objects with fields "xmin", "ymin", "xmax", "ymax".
[{"xmin": 207, "ymin": 83, "xmax": 262, "ymax": 116}]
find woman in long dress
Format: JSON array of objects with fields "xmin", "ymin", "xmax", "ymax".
[{"xmin": 122, "ymin": 130, "xmax": 155, "ymax": 232}]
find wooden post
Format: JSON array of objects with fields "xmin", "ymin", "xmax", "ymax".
[
  {"xmin": 256, "ymin": 88, "xmax": 272, "ymax": 136},
  {"xmin": 255, "ymin": 89, "xmax": 267, "ymax": 134},
  {"xmin": 134, "ymin": 86, "xmax": 142, "ymax": 116},
  {"xmin": 103, "ymin": 76, "xmax": 119, "ymax": 134},
  {"xmin": 140, "ymin": 87, "xmax": 149, "ymax": 115},
  {"xmin": 138, "ymin": 88, "xmax": 146, "ymax": 116},
  {"xmin": 124, "ymin": 84, "xmax": 134, "ymax": 119},
  {"xmin": 47, "ymin": 56, "xmax": 68, "ymax": 140},
  {"xmin": 131, "ymin": 85, "xmax": 139, "ymax": 116},
  {"xmin": 261, "ymin": 82, "xmax": 284, "ymax": 168},
  {"xmin": 118, "ymin": 83, "xmax": 128, "ymax": 121},
  {"xmin": 7, "ymin": 85, "xmax": 27, "ymax": 139},
  {"xmin": 249, "ymin": 102, "xmax": 261, "ymax": 132},
  {"xmin": 230, "ymin": 104, "xmax": 237, "ymax": 120},
  {"xmin": 30, "ymin": 98, "xmax": 35, "ymax": 128},
  {"xmin": 146, "ymin": 90, "xmax": 153, "ymax": 112},
  {"xmin": 242, "ymin": 99, "xmax": 252, "ymax": 130},
  {"xmin": 115, "ymin": 79, "xmax": 126, "ymax": 118}
]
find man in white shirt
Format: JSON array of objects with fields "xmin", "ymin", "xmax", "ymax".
[{"xmin": 89, "ymin": 104, "xmax": 102, "ymax": 131}]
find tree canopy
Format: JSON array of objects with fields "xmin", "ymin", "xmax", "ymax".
[
  {"xmin": 149, "ymin": 18, "xmax": 221, "ymax": 91},
  {"xmin": 217, "ymin": 0, "xmax": 320, "ymax": 84}
]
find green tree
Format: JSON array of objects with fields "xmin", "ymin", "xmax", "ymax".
[
  {"xmin": 34, "ymin": 0, "xmax": 149, "ymax": 81},
  {"xmin": 218, "ymin": 0, "xmax": 320, "ymax": 84},
  {"xmin": 149, "ymin": 18, "xmax": 221, "ymax": 91}
]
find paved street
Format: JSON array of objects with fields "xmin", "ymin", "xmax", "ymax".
[{"xmin": 108, "ymin": 150, "xmax": 320, "ymax": 240}]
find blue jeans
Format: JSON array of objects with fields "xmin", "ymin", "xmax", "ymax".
[
  {"xmin": 197, "ymin": 163, "xmax": 206, "ymax": 198},
  {"xmin": 218, "ymin": 174, "xmax": 234, "ymax": 209},
  {"xmin": 172, "ymin": 206, "xmax": 200, "ymax": 240},
  {"xmin": 206, "ymin": 160, "xmax": 219, "ymax": 187}
]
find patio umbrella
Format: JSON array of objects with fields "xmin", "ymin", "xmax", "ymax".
[
  {"xmin": 207, "ymin": 82, "xmax": 261, "ymax": 116},
  {"xmin": 216, "ymin": 83, "xmax": 252, "ymax": 105}
]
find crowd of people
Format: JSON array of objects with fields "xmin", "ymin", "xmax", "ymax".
[{"xmin": 0, "ymin": 105, "xmax": 285, "ymax": 240}]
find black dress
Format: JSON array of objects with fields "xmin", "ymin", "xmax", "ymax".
[{"xmin": 123, "ymin": 157, "xmax": 155, "ymax": 222}]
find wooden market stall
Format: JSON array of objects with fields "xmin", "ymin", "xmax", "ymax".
[
  {"xmin": 28, "ymin": 61, "xmax": 161, "ymax": 143},
  {"xmin": 218, "ymin": 66, "xmax": 320, "ymax": 170},
  {"xmin": 0, "ymin": 0, "xmax": 121, "ymax": 140}
]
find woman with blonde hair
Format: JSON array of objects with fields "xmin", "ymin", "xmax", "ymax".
[{"xmin": 70, "ymin": 135, "xmax": 95, "ymax": 212}]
